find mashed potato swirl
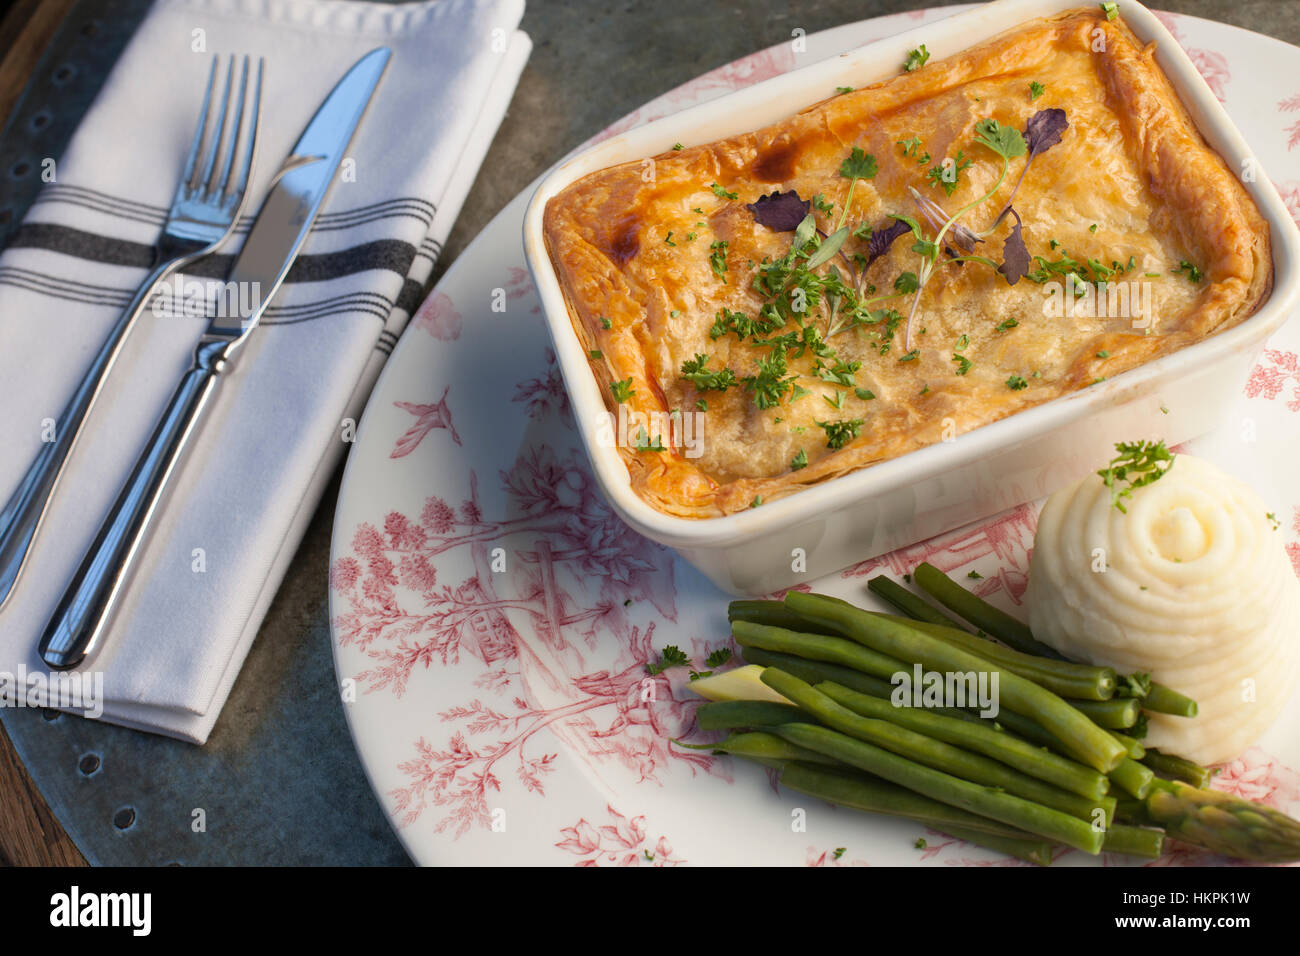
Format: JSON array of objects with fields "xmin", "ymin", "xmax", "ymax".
[{"xmin": 1026, "ymin": 454, "xmax": 1300, "ymax": 765}]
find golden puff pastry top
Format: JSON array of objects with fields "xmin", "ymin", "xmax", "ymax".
[{"xmin": 543, "ymin": 7, "xmax": 1271, "ymax": 518}]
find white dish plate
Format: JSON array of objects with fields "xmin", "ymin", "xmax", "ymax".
[{"xmin": 330, "ymin": 6, "xmax": 1300, "ymax": 866}]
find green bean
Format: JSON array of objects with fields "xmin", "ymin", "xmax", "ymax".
[
  {"xmin": 1143, "ymin": 749, "xmax": 1214, "ymax": 788},
  {"xmin": 728, "ymin": 599, "xmax": 813, "ymax": 633},
  {"xmin": 1101, "ymin": 823, "xmax": 1166, "ymax": 859},
  {"xmin": 731, "ymin": 620, "xmax": 906, "ymax": 682},
  {"xmin": 1109, "ymin": 758, "xmax": 1156, "ymax": 799},
  {"xmin": 816, "ymin": 681, "xmax": 1110, "ymax": 801},
  {"xmin": 1072, "ymin": 698, "xmax": 1141, "ymax": 729},
  {"xmin": 695, "ymin": 700, "xmax": 805, "ymax": 732},
  {"xmin": 908, "ymin": 564, "xmax": 1199, "ymax": 717},
  {"xmin": 913, "ymin": 562, "xmax": 1063, "ymax": 657},
  {"xmin": 772, "ymin": 721, "xmax": 1104, "ymax": 853},
  {"xmin": 704, "ymin": 731, "xmax": 841, "ymax": 767},
  {"xmin": 1110, "ymin": 732, "xmax": 1146, "ymax": 760},
  {"xmin": 866, "ymin": 576, "xmax": 965, "ymax": 628},
  {"xmin": 784, "ymin": 592, "xmax": 1128, "ymax": 774},
  {"xmin": 761, "ymin": 669, "xmax": 1110, "ymax": 825},
  {"xmin": 1142, "ymin": 684, "xmax": 1199, "ymax": 718},
  {"xmin": 876, "ymin": 613, "xmax": 1117, "ymax": 701},
  {"xmin": 738, "ymin": 647, "xmax": 902, "ymax": 703},
  {"xmin": 779, "ymin": 763, "xmax": 1056, "ymax": 865},
  {"xmin": 939, "ymin": 824, "xmax": 1058, "ymax": 866}
]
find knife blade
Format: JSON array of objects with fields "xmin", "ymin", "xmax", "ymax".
[
  {"xmin": 210, "ymin": 46, "xmax": 391, "ymax": 340},
  {"xmin": 38, "ymin": 48, "xmax": 391, "ymax": 670}
]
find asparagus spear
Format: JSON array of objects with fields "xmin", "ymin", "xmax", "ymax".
[
  {"xmin": 1145, "ymin": 781, "xmax": 1300, "ymax": 862},
  {"xmin": 784, "ymin": 592, "xmax": 1128, "ymax": 774}
]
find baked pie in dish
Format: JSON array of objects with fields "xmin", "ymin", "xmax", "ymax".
[{"xmin": 542, "ymin": 6, "xmax": 1272, "ymax": 519}]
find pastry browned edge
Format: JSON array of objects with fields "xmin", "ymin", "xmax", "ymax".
[{"xmin": 543, "ymin": 7, "xmax": 1272, "ymax": 518}]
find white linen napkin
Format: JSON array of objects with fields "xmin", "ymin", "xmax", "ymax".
[{"xmin": 0, "ymin": 0, "xmax": 531, "ymax": 743}]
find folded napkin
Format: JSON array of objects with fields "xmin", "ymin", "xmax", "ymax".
[{"xmin": 0, "ymin": 0, "xmax": 530, "ymax": 742}]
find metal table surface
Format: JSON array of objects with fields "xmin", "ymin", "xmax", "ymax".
[{"xmin": 1, "ymin": 0, "xmax": 1296, "ymax": 866}]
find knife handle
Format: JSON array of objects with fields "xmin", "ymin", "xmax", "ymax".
[{"xmin": 38, "ymin": 338, "xmax": 232, "ymax": 670}]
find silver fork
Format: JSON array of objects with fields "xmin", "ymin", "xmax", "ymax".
[{"xmin": 0, "ymin": 54, "xmax": 262, "ymax": 610}]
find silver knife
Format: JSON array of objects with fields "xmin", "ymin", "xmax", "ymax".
[{"xmin": 39, "ymin": 47, "xmax": 392, "ymax": 670}]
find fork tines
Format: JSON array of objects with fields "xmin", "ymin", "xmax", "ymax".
[{"xmin": 180, "ymin": 55, "xmax": 263, "ymax": 207}]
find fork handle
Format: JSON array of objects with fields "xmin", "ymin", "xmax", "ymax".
[
  {"xmin": 0, "ymin": 259, "xmax": 178, "ymax": 609},
  {"xmin": 38, "ymin": 338, "xmax": 231, "ymax": 670}
]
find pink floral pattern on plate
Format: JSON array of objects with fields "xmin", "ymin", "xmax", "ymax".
[{"xmin": 330, "ymin": 7, "xmax": 1300, "ymax": 866}]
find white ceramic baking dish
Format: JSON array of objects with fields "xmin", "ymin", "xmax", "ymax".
[{"xmin": 522, "ymin": 0, "xmax": 1300, "ymax": 596}]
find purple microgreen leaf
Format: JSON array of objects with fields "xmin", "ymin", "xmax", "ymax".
[
  {"xmin": 989, "ymin": 108, "xmax": 1070, "ymax": 230},
  {"xmin": 997, "ymin": 209, "xmax": 1030, "ymax": 285},
  {"xmin": 1024, "ymin": 108, "xmax": 1069, "ymax": 159},
  {"xmin": 747, "ymin": 190, "xmax": 812, "ymax": 231},
  {"xmin": 866, "ymin": 218, "xmax": 913, "ymax": 265}
]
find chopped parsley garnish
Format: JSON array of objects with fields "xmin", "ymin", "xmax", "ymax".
[
  {"xmin": 1097, "ymin": 440, "xmax": 1176, "ymax": 513},
  {"xmin": 1173, "ymin": 259, "xmax": 1204, "ymax": 282},
  {"xmin": 967, "ymin": 570, "xmax": 983, "ymax": 579},
  {"xmin": 817, "ymin": 418, "xmax": 864, "ymax": 449},
  {"xmin": 898, "ymin": 135, "xmax": 923, "ymax": 159},
  {"xmin": 791, "ymin": 448, "xmax": 809, "ymax": 470},
  {"xmin": 926, "ymin": 151, "xmax": 972, "ymax": 197},
  {"xmin": 1089, "ymin": 223, "xmax": 1099, "ymax": 234},
  {"xmin": 904, "ymin": 44, "xmax": 930, "ymax": 72},
  {"xmin": 672, "ymin": 142, "xmax": 684, "ymax": 150},
  {"xmin": 952, "ymin": 353, "xmax": 973, "ymax": 375},
  {"xmin": 1029, "ymin": 81, "xmax": 1046, "ymax": 100},
  {"xmin": 632, "ymin": 426, "xmax": 666, "ymax": 452},
  {"xmin": 855, "ymin": 387, "xmax": 876, "ymax": 400},
  {"xmin": 589, "ymin": 349, "xmax": 603, "ymax": 360},
  {"xmin": 743, "ymin": 347, "xmax": 798, "ymax": 409},
  {"xmin": 812, "ymin": 193, "xmax": 835, "ymax": 214},
  {"xmin": 599, "ymin": 316, "xmax": 612, "ymax": 329},
  {"xmin": 709, "ymin": 239, "xmax": 730, "ymax": 282},
  {"xmin": 834, "ymin": 847, "xmax": 847, "ymax": 859},
  {"xmin": 836, "ymin": 86, "xmax": 855, "ymax": 95},
  {"xmin": 710, "ymin": 182, "xmax": 738, "ymax": 200},
  {"xmin": 996, "ymin": 318, "xmax": 1019, "ymax": 332},
  {"xmin": 1005, "ymin": 375, "xmax": 1029, "ymax": 390},
  {"xmin": 1096, "ymin": 350, "xmax": 1110, "ymax": 358},
  {"xmin": 610, "ymin": 378, "xmax": 635, "ymax": 402},
  {"xmin": 898, "ymin": 348, "xmax": 920, "ymax": 362},
  {"xmin": 680, "ymin": 353, "xmax": 737, "ymax": 392},
  {"xmin": 1267, "ymin": 511, "xmax": 1280, "ymax": 531},
  {"xmin": 914, "ymin": 838, "xmax": 927, "ymax": 849},
  {"xmin": 645, "ymin": 645, "xmax": 690, "ymax": 675},
  {"xmin": 706, "ymin": 648, "xmax": 733, "ymax": 668},
  {"xmin": 664, "ymin": 231, "xmax": 676, "ymax": 246}
]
